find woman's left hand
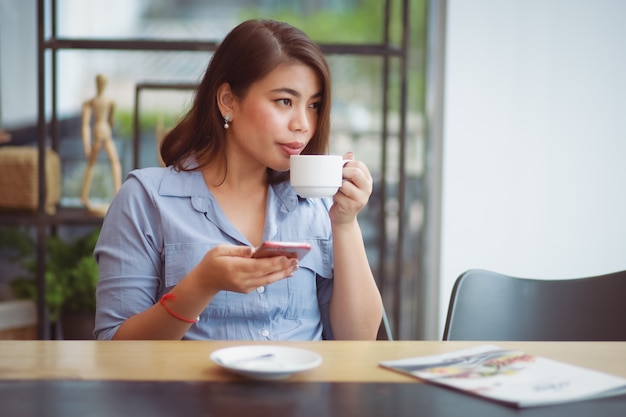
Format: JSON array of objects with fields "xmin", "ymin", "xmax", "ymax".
[{"xmin": 329, "ymin": 152, "xmax": 373, "ymax": 224}]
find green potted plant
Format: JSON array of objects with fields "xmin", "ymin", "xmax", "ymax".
[{"xmin": 0, "ymin": 226, "xmax": 100, "ymax": 339}]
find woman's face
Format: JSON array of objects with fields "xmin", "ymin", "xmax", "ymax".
[{"xmin": 227, "ymin": 62, "xmax": 322, "ymax": 172}]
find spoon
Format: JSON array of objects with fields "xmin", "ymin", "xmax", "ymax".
[{"xmin": 219, "ymin": 353, "xmax": 275, "ymax": 367}]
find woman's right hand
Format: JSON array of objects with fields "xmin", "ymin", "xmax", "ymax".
[{"xmin": 191, "ymin": 244, "xmax": 300, "ymax": 295}]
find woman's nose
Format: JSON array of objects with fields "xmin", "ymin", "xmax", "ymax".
[{"xmin": 289, "ymin": 107, "xmax": 311, "ymax": 133}]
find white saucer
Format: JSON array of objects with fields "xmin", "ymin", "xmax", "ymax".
[{"xmin": 210, "ymin": 345, "xmax": 322, "ymax": 380}]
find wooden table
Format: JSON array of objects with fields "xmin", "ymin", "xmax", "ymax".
[{"xmin": 1, "ymin": 340, "xmax": 625, "ymax": 416}]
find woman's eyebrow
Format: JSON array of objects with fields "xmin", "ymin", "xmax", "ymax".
[
  {"xmin": 270, "ymin": 87, "xmax": 323, "ymax": 99},
  {"xmin": 271, "ymin": 87, "xmax": 300, "ymax": 97}
]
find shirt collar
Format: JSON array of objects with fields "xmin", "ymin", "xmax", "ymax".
[{"xmin": 158, "ymin": 166, "xmax": 300, "ymax": 212}]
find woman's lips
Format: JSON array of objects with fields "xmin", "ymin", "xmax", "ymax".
[{"xmin": 279, "ymin": 142, "xmax": 305, "ymax": 156}]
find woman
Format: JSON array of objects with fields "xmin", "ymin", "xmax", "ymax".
[{"xmin": 94, "ymin": 19, "xmax": 382, "ymax": 340}]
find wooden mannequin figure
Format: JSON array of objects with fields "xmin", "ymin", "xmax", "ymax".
[{"xmin": 80, "ymin": 74, "xmax": 122, "ymax": 216}]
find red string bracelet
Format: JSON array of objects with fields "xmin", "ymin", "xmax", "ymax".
[{"xmin": 159, "ymin": 293, "xmax": 199, "ymax": 323}]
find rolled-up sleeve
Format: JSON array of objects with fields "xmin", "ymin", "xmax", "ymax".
[{"xmin": 94, "ymin": 172, "xmax": 163, "ymax": 340}]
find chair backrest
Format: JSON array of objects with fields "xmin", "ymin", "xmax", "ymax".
[{"xmin": 442, "ymin": 269, "xmax": 626, "ymax": 341}]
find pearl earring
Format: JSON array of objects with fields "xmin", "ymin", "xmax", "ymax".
[{"xmin": 223, "ymin": 114, "xmax": 231, "ymax": 129}]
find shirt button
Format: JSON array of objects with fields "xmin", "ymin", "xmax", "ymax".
[
  {"xmin": 261, "ymin": 329, "xmax": 270, "ymax": 337},
  {"xmin": 256, "ymin": 286, "xmax": 265, "ymax": 293}
]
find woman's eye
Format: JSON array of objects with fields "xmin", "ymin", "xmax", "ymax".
[
  {"xmin": 277, "ymin": 98, "xmax": 292, "ymax": 106},
  {"xmin": 309, "ymin": 102, "xmax": 321, "ymax": 111}
]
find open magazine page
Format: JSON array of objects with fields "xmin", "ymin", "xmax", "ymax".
[{"xmin": 380, "ymin": 344, "xmax": 626, "ymax": 408}]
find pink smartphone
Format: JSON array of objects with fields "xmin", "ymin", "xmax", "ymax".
[{"xmin": 252, "ymin": 241, "xmax": 312, "ymax": 260}]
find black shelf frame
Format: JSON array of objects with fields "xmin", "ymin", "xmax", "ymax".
[{"xmin": 29, "ymin": 0, "xmax": 413, "ymax": 339}]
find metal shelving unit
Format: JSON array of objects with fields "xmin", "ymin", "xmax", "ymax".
[{"xmin": 29, "ymin": 0, "xmax": 418, "ymax": 339}]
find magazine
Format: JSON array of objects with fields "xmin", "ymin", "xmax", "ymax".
[{"xmin": 379, "ymin": 344, "xmax": 626, "ymax": 408}]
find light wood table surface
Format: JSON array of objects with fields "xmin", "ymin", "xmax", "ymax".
[{"xmin": 1, "ymin": 340, "xmax": 625, "ymax": 382}]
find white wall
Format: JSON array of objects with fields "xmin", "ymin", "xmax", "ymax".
[{"xmin": 440, "ymin": 0, "xmax": 626, "ymax": 330}]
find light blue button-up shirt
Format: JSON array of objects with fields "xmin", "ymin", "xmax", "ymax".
[{"xmin": 94, "ymin": 166, "xmax": 335, "ymax": 340}]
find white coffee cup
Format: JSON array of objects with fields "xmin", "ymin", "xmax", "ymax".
[{"xmin": 290, "ymin": 155, "xmax": 349, "ymax": 198}]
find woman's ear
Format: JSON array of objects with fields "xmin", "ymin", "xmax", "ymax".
[{"xmin": 216, "ymin": 82, "xmax": 235, "ymax": 116}]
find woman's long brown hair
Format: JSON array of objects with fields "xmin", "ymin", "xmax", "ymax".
[{"xmin": 160, "ymin": 19, "xmax": 332, "ymax": 182}]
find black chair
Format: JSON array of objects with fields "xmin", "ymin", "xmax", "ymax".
[
  {"xmin": 377, "ymin": 307, "xmax": 393, "ymax": 341},
  {"xmin": 442, "ymin": 268, "xmax": 626, "ymax": 341}
]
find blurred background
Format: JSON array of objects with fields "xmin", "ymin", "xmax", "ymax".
[{"xmin": 1, "ymin": 0, "xmax": 625, "ymax": 340}]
